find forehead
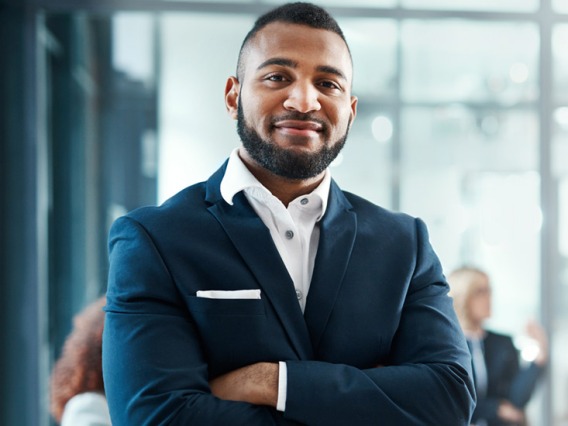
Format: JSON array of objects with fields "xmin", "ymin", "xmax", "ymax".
[
  {"xmin": 243, "ymin": 22, "xmax": 352, "ymax": 80},
  {"xmin": 469, "ymin": 273, "xmax": 490, "ymax": 291}
]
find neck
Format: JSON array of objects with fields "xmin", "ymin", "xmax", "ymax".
[
  {"xmin": 238, "ymin": 148, "xmax": 325, "ymax": 207},
  {"xmin": 464, "ymin": 322, "xmax": 485, "ymax": 339}
]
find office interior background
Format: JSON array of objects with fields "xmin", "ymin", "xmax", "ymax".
[{"xmin": 1, "ymin": 0, "xmax": 568, "ymax": 424}]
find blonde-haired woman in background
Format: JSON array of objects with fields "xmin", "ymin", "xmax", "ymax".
[{"xmin": 448, "ymin": 267, "xmax": 547, "ymax": 426}]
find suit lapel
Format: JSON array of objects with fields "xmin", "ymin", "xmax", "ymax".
[
  {"xmin": 205, "ymin": 166, "xmax": 313, "ymax": 360},
  {"xmin": 304, "ymin": 182, "xmax": 357, "ymax": 351}
]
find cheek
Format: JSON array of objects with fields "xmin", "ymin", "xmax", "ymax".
[
  {"xmin": 333, "ymin": 105, "xmax": 355, "ymax": 129},
  {"xmin": 471, "ymin": 299, "xmax": 491, "ymax": 317},
  {"xmin": 243, "ymin": 99, "xmax": 274, "ymax": 128}
]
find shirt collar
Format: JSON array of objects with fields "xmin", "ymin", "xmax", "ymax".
[{"xmin": 220, "ymin": 147, "xmax": 331, "ymax": 218}]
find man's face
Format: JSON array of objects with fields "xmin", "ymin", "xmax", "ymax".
[{"xmin": 226, "ymin": 22, "xmax": 358, "ymax": 180}]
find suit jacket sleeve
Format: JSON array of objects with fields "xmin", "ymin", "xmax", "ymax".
[
  {"xmin": 509, "ymin": 361, "xmax": 544, "ymax": 408},
  {"xmin": 282, "ymin": 218, "xmax": 476, "ymax": 426},
  {"xmin": 102, "ymin": 216, "xmax": 300, "ymax": 426}
]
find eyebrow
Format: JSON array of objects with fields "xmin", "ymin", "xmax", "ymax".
[
  {"xmin": 316, "ymin": 65, "xmax": 347, "ymax": 81},
  {"xmin": 256, "ymin": 57, "xmax": 347, "ymax": 81}
]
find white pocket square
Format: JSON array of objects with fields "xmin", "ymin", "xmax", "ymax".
[{"xmin": 196, "ymin": 289, "xmax": 261, "ymax": 299}]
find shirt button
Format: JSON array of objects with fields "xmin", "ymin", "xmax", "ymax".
[
  {"xmin": 295, "ymin": 289, "xmax": 303, "ymax": 300},
  {"xmin": 300, "ymin": 198, "xmax": 309, "ymax": 205},
  {"xmin": 285, "ymin": 230, "xmax": 294, "ymax": 239}
]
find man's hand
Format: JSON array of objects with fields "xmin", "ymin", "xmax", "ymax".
[{"xmin": 209, "ymin": 362, "xmax": 279, "ymax": 407}]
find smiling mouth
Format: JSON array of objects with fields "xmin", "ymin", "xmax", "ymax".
[{"xmin": 273, "ymin": 120, "xmax": 323, "ymax": 137}]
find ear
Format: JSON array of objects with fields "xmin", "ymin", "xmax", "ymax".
[
  {"xmin": 349, "ymin": 95, "xmax": 358, "ymax": 128},
  {"xmin": 225, "ymin": 76, "xmax": 240, "ymax": 120}
]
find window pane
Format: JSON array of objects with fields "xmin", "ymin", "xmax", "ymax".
[
  {"xmin": 332, "ymin": 108, "xmax": 394, "ymax": 208},
  {"xmin": 553, "ymin": 25, "xmax": 568, "ymax": 104},
  {"xmin": 328, "ymin": 18, "xmax": 397, "ymax": 207},
  {"xmin": 553, "ymin": 0, "xmax": 568, "ymax": 11},
  {"xmin": 552, "ymin": 177, "xmax": 568, "ymax": 424},
  {"xmin": 113, "ymin": 13, "xmax": 156, "ymax": 85},
  {"xmin": 402, "ymin": 20, "xmax": 539, "ymax": 103},
  {"xmin": 402, "ymin": 0, "xmax": 538, "ymax": 12},
  {"xmin": 552, "ymin": 21, "xmax": 568, "ymax": 419},
  {"xmin": 400, "ymin": 106, "xmax": 540, "ymax": 333},
  {"xmin": 338, "ymin": 18, "xmax": 398, "ymax": 100},
  {"xmin": 158, "ymin": 13, "xmax": 254, "ymax": 202},
  {"xmin": 553, "ymin": 107, "xmax": 568, "ymax": 176}
]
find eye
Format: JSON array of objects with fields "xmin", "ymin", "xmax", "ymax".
[
  {"xmin": 319, "ymin": 80, "xmax": 341, "ymax": 91},
  {"xmin": 265, "ymin": 73, "xmax": 287, "ymax": 83}
]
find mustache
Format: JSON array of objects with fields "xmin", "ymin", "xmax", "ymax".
[{"xmin": 270, "ymin": 112, "xmax": 329, "ymax": 132}]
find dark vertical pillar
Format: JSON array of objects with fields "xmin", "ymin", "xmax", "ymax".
[{"xmin": 0, "ymin": 2, "xmax": 49, "ymax": 426}]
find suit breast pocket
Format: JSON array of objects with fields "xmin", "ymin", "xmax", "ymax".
[{"xmin": 187, "ymin": 295, "xmax": 266, "ymax": 316}]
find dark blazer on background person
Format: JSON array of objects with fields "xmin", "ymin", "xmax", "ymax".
[
  {"xmin": 471, "ymin": 330, "xmax": 544, "ymax": 426},
  {"xmin": 102, "ymin": 161, "xmax": 475, "ymax": 426}
]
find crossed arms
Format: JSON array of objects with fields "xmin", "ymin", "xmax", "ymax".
[{"xmin": 103, "ymin": 213, "xmax": 475, "ymax": 426}]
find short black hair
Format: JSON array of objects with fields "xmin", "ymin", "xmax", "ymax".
[{"xmin": 236, "ymin": 2, "xmax": 350, "ymax": 81}]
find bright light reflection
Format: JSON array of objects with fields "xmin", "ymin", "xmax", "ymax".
[
  {"xmin": 509, "ymin": 62, "xmax": 529, "ymax": 84},
  {"xmin": 554, "ymin": 107, "xmax": 568, "ymax": 127},
  {"xmin": 371, "ymin": 116, "xmax": 393, "ymax": 143},
  {"xmin": 516, "ymin": 336, "xmax": 540, "ymax": 362}
]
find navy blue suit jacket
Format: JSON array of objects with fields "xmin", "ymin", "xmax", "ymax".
[{"xmin": 103, "ymin": 162, "xmax": 476, "ymax": 425}]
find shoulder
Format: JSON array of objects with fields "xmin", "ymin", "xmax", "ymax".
[
  {"xmin": 110, "ymin": 181, "xmax": 211, "ymax": 238},
  {"xmin": 124, "ymin": 161, "xmax": 228, "ymax": 228},
  {"xmin": 131, "ymin": 181, "xmax": 208, "ymax": 221},
  {"xmin": 61, "ymin": 392, "xmax": 111, "ymax": 426},
  {"xmin": 341, "ymin": 190, "xmax": 416, "ymax": 225},
  {"xmin": 339, "ymin": 190, "xmax": 425, "ymax": 242}
]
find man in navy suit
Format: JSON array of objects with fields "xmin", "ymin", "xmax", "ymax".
[{"xmin": 102, "ymin": 2, "xmax": 476, "ymax": 425}]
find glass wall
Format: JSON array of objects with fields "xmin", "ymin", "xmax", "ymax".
[
  {"xmin": 149, "ymin": 8, "xmax": 554, "ymax": 423},
  {"xmin": 156, "ymin": 12, "xmax": 543, "ymax": 338},
  {"xmin": 552, "ymin": 23, "xmax": 568, "ymax": 425},
  {"xmin": 24, "ymin": 2, "xmax": 568, "ymax": 425},
  {"xmin": 398, "ymin": 19, "xmax": 540, "ymax": 335}
]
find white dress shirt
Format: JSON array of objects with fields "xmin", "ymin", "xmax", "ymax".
[
  {"xmin": 220, "ymin": 147, "xmax": 331, "ymax": 411},
  {"xmin": 61, "ymin": 392, "xmax": 111, "ymax": 426}
]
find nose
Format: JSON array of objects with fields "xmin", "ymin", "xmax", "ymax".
[{"xmin": 283, "ymin": 81, "xmax": 321, "ymax": 113}]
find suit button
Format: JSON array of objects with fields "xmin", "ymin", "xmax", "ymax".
[
  {"xmin": 285, "ymin": 230, "xmax": 294, "ymax": 239},
  {"xmin": 295, "ymin": 289, "xmax": 303, "ymax": 300},
  {"xmin": 300, "ymin": 198, "xmax": 309, "ymax": 205}
]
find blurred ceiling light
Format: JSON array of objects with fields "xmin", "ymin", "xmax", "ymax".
[
  {"xmin": 509, "ymin": 62, "xmax": 529, "ymax": 84},
  {"xmin": 554, "ymin": 106, "xmax": 568, "ymax": 127},
  {"xmin": 371, "ymin": 115, "xmax": 393, "ymax": 143}
]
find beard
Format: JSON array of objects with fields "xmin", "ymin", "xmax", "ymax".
[{"xmin": 236, "ymin": 97, "xmax": 350, "ymax": 180}]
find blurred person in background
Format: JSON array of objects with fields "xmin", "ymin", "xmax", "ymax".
[
  {"xmin": 448, "ymin": 266, "xmax": 548, "ymax": 426},
  {"xmin": 50, "ymin": 296, "xmax": 110, "ymax": 426}
]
